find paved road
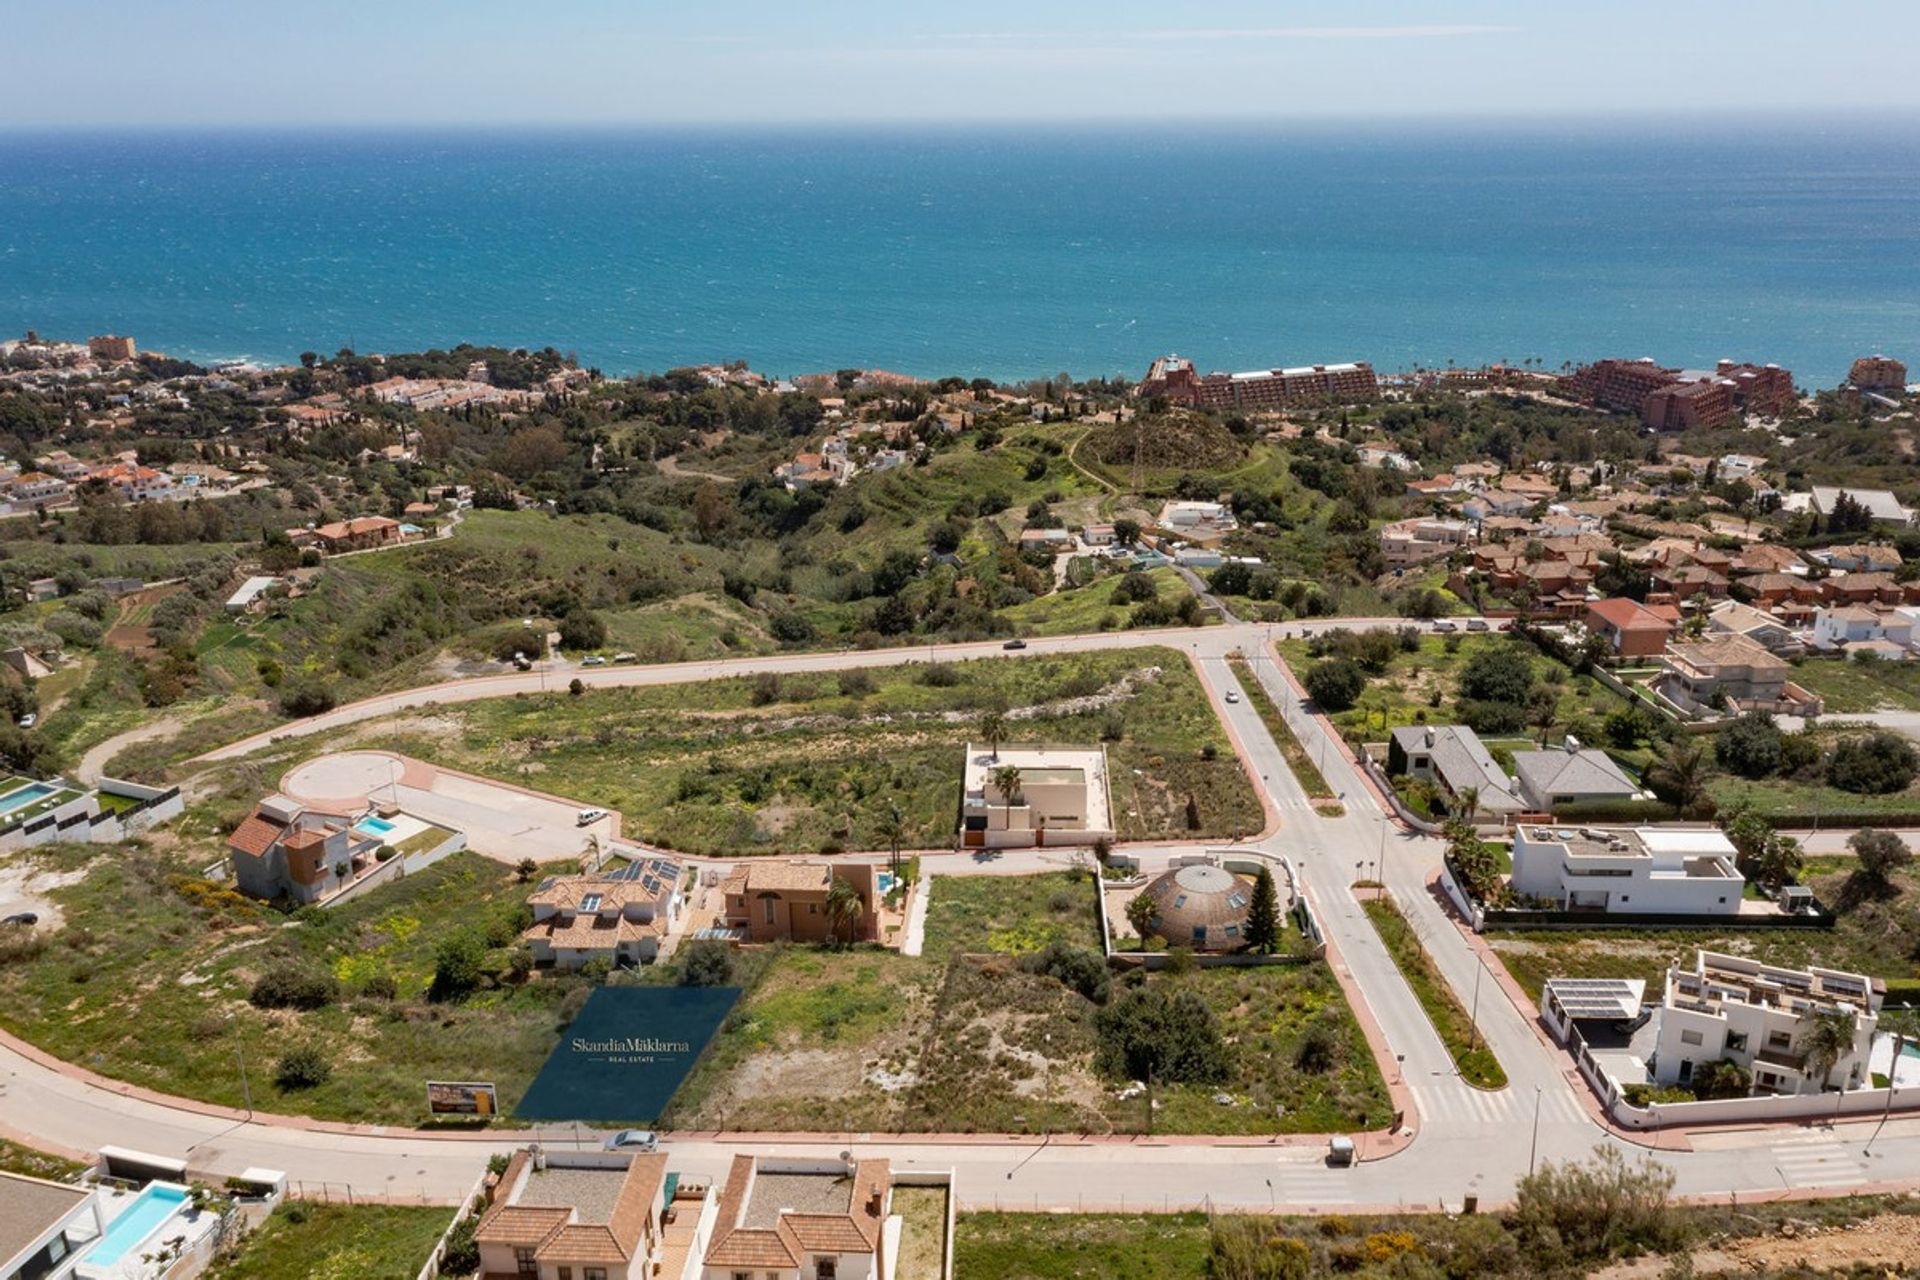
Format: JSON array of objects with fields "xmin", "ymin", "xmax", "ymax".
[{"xmin": 12, "ymin": 618, "xmax": 1920, "ymax": 1210}]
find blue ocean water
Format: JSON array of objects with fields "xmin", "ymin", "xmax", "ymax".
[{"xmin": 2, "ymin": 118, "xmax": 1918, "ymax": 386}]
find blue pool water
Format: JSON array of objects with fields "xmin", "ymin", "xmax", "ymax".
[
  {"xmin": 876, "ymin": 872, "xmax": 896, "ymax": 895},
  {"xmin": 84, "ymin": 1184, "xmax": 189, "ymax": 1266},
  {"xmin": 0, "ymin": 783, "xmax": 55, "ymax": 814},
  {"xmin": 357, "ymin": 815, "xmax": 397, "ymax": 835}
]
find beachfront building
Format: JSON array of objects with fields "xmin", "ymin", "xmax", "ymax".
[
  {"xmin": 1652, "ymin": 951, "xmax": 1880, "ymax": 1095},
  {"xmin": 1847, "ymin": 355, "xmax": 1907, "ymax": 392},
  {"xmin": 1509, "ymin": 825, "xmax": 1743, "ymax": 915},
  {"xmin": 1139, "ymin": 354, "xmax": 1378, "ymax": 410}
]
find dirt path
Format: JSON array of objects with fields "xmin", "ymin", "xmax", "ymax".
[
  {"xmin": 75, "ymin": 713, "xmax": 187, "ymax": 784},
  {"xmin": 657, "ymin": 453, "xmax": 734, "ymax": 483}
]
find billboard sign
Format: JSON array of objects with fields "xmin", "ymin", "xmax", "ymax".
[{"xmin": 427, "ymin": 1080, "xmax": 499, "ymax": 1116}]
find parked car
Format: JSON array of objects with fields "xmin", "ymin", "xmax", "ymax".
[
  {"xmin": 1326, "ymin": 1135, "xmax": 1356, "ymax": 1167},
  {"xmin": 577, "ymin": 807, "xmax": 608, "ymax": 826},
  {"xmin": 613, "ymin": 652, "xmax": 637, "ymax": 663},
  {"xmin": 2, "ymin": 912, "xmax": 38, "ymax": 927},
  {"xmin": 16, "ymin": 714, "xmax": 35, "ymax": 729},
  {"xmin": 1466, "ymin": 618, "xmax": 1490, "ymax": 632},
  {"xmin": 512, "ymin": 652, "xmax": 533, "ymax": 671},
  {"xmin": 1432, "ymin": 620, "xmax": 1457, "ymax": 633},
  {"xmin": 1003, "ymin": 638, "xmax": 1028, "ymax": 650},
  {"xmin": 604, "ymin": 1129, "xmax": 658, "ymax": 1152},
  {"xmin": 581, "ymin": 655, "xmax": 607, "ymax": 666}
]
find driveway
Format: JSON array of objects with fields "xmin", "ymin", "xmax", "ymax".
[{"xmin": 279, "ymin": 750, "xmax": 614, "ymax": 864}]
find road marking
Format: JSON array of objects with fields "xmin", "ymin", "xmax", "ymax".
[{"xmin": 1769, "ymin": 1133, "xmax": 1869, "ymax": 1189}]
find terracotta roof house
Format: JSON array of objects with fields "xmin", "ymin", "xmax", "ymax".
[
  {"xmin": 1585, "ymin": 598, "xmax": 1679, "ymax": 658},
  {"xmin": 1511, "ymin": 745, "xmax": 1643, "ymax": 811},
  {"xmin": 1707, "ymin": 600, "xmax": 1801, "ymax": 655},
  {"xmin": 703, "ymin": 1154, "xmax": 953, "ymax": 1280},
  {"xmin": 1660, "ymin": 635, "xmax": 1821, "ymax": 717},
  {"xmin": 1651, "ymin": 563, "xmax": 1730, "ymax": 601},
  {"xmin": 227, "ymin": 795, "xmax": 381, "ymax": 905},
  {"xmin": 1387, "ymin": 724, "xmax": 1526, "ymax": 815},
  {"xmin": 313, "ymin": 514, "xmax": 401, "ymax": 553},
  {"xmin": 523, "ymin": 858, "xmax": 686, "ymax": 969},
  {"xmin": 476, "ymin": 1147, "xmax": 714, "ymax": 1280},
  {"xmin": 1820, "ymin": 572, "xmax": 1910, "ymax": 607},
  {"xmin": 1812, "ymin": 544, "xmax": 1903, "ymax": 573},
  {"xmin": 719, "ymin": 861, "xmax": 881, "ymax": 945}
]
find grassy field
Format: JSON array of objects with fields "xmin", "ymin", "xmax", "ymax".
[
  {"xmin": 892, "ymin": 1184, "xmax": 950, "ymax": 1280},
  {"xmin": 205, "ymin": 1202, "xmax": 453, "ymax": 1280},
  {"xmin": 1277, "ymin": 634, "xmax": 1637, "ymax": 752},
  {"xmin": 1788, "ymin": 657, "xmax": 1920, "ymax": 714},
  {"xmin": 0, "ymin": 1136, "xmax": 87, "ymax": 1182},
  {"xmin": 996, "ymin": 567, "xmax": 1196, "ymax": 636},
  {"xmin": 955, "ymin": 1213, "xmax": 1212, "ymax": 1279},
  {"xmin": 1705, "ymin": 721, "xmax": 1920, "ymax": 820},
  {"xmin": 1362, "ymin": 896, "xmax": 1507, "ymax": 1088},
  {"xmin": 363, "ymin": 647, "xmax": 1262, "ymax": 855},
  {"xmin": 0, "ymin": 848, "xmax": 582, "ymax": 1124},
  {"xmin": 659, "ymin": 872, "xmax": 1390, "ymax": 1135},
  {"xmin": 1227, "ymin": 656, "xmax": 1334, "ymax": 799},
  {"xmin": 1487, "ymin": 858, "xmax": 1920, "ymax": 1004}
]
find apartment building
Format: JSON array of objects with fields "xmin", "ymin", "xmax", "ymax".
[
  {"xmin": 1379, "ymin": 517, "xmax": 1474, "ymax": 570},
  {"xmin": 1847, "ymin": 354, "xmax": 1907, "ymax": 391},
  {"xmin": 1509, "ymin": 825, "xmax": 1744, "ymax": 915},
  {"xmin": 86, "ymin": 334, "xmax": 137, "ymax": 362},
  {"xmin": 1138, "ymin": 354, "xmax": 1378, "ymax": 409},
  {"xmin": 1653, "ymin": 950, "xmax": 1880, "ymax": 1095}
]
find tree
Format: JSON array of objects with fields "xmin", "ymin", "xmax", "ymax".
[
  {"xmin": 1458, "ymin": 645, "xmax": 1535, "ymax": 706},
  {"xmin": 824, "ymin": 876, "xmax": 864, "ymax": 946},
  {"xmin": 557, "ymin": 607, "xmax": 607, "ymax": 651},
  {"xmin": 1125, "ymin": 891, "xmax": 1158, "ymax": 941},
  {"xmin": 1184, "ymin": 793, "xmax": 1201, "ymax": 830},
  {"xmin": 274, "ymin": 1046, "xmax": 333, "ymax": 1090},
  {"xmin": 1754, "ymin": 831, "xmax": 1804, "ymax": 892},
  {"xmin": 515, "ymin": 857, "xmax": 539, "ymax": 883},
  {"xmin": 429, "ymin": 929, "xmax": 487, "ymax": 1002},
  {"xmin": 1304, "ymin": 658, "xmax": 1365, "ymax": 712},
  {"xmin": 872, "ymin": 800, "xmax": 908, "ymax": 879},
  {"xmin": 1799, "ymin": 1009, "xmax": 1859, "ymax": 1089},
  {"xmin": 568, "ymin": 677, "xmax": 585, "ymax": 697},
  {"xmin": 991, "ymin": 763, "xmax": 1024, "ymax": 827},
  {"xmin": 1020, "ymin": 940, "xmax": 1111, "ymax": 1003},
  {"xmin": 1827, "ymin": 731, "xmax": 1920, "ymax": 795},
  {"xmin": 1647, "ymin": 739, "xmax": 1712, "ymax": 817},
  {"xmin": 1527, "ymin": 685, "xmax": 1561, "ymax": 746},
  {"xmin": 1513, "ymin": 1145, "xmax": 1680, "ymax": 1263},
  {"xmin": 1691, "ymin": 1058, "xmax": 1752, "ymax": 1101},
  {"xmin": 1093, "ymin": 986, "xmax": 1229, "ymax": 1085},
  {"xmin": 678, "ymin": 938, "xmax": 736, "ymax": 987},
  {"xmin": 1112, "ymin": 517, "xmax": 1141, "ymax": 546},
  {"xmin": 1848, "ymin": 828, "xmax": 1913, "ymax": 887},
  {"xmin": 1245, "ymin": 865, "xmax": 1281, "ymax": 953},
  {"xmin": 979, "ymin": 711, "xmax": 1007, "ymax": 760},
  {"xmin": 1714, "ymin": 711, "xmax": 1783, "ymax": 779}
]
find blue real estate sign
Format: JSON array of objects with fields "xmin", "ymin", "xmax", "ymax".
[{"xmin": 516, "ymin": 986, "xmax": 740, "ymax": 1122}]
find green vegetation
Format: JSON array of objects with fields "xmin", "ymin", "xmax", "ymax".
[
  {"xmin": 1228, "ymin": 656, "xmax": 1334, "ymax": 798},
  {"xmin": 1789, "ymin": 655, "xmax": 1920, "ymax": 714},
  {"xmin": 1362, "ymin": 896, "xmax": 1508, "ymax": 1088},
  {"xmin": 0, "ymin": 848, "xmax": 585, "ymax": 1123},
  {"xmin": 956, "ymin": 1213, "xmax": 1212, "ymax": 1279},
  {"xmin": 891, "ymin": 1184, "xmax": 950, "ymax": 1280},
  {"xmin": 0, "ymin": 1136, "xmax": 87, "ymax": 1182},
  {"xmin": 996, "ymin": 566, "xmax": 1196, "ymax": 636},
  {"xmin": 360, "ymin": 648, "xmax": 1261, "ymax": 854},
  {"xmin": 206, "ymin": 1202, "xmax": 454, "ymax": 1280}
]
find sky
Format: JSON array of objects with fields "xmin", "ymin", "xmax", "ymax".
[{"xmin": 3, "ymin": 1, "xmax": 1918, "ymax": 128}]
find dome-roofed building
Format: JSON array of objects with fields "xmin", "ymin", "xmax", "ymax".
[{"xmin": 1142, "ymin": 863, "xmax": 1255, "ymax": 951}]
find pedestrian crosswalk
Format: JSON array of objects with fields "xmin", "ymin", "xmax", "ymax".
[
  {"xmin": 1410, "ymin": 1082, "xmax": 1591, "ymax": 1128},
  {"xmin": 1267, "ymin": 1157, "xmax": 1356, "ymax": 1206},
  {"xmin": 1769, "ymin": 1131, "xmax": 1870, "ymax": 1189}
]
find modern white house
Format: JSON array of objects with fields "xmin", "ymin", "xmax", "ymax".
[
  {"xmin": 1508, "ymin": 825, "xmax": 1745, "ymax": 915},
  {"xmin": 1811, "ymin": 605, "xmax": 1920, "ymax": 656},
  {"xmin": 0, "ymin": 1171, "xmax": 105, "ymax": 1280},
  {"xmin": 958, "ymin": 744, "xmax": 1114, "ymax": 849},
  {"xmin": 1651, "ymin": 950, "xmax": 1880, "ymax": 1096}
]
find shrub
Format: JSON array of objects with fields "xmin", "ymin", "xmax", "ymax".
[
  {"xmin": 1305, "ymin": 658, "xmax": 1365, "ymax": 712},
  {"xmin": 1827, "ymin": 731, "xmax": 1919, "ymax": 795},
  {"xmin": 769, "ymin": 611, "xmax": 816, "ymax": 644},
  {"xmin": 837, "ymin": 668, "xmax": 875, "ymax": 697},
  {"xmin": 918, "ymin": 662, "xmax": 960, "ymax": 687},
  {"xmin": 278, "ymin": 681, "xmax": 337, "ymax": 718},
  {"xmin": 1021, "ymin": 940, "xmax": 1111, "ymax": 1003},
  {"xmin": 1093, "ymin": 986, "xmax": 1227, "ymax": 1083},
  {"xmin": 1458, "ymin": 644, "xmax": 1535, "ymax": 706},
  {"xmin": 1714, "ymin": 711, "xmax": 1783, "ymax": 779},
  {"xmin": 1513, "ymin": 1145, "xmax": 1682, "ymax": 1263},
  {"xmin": 375, "ymin": 844, "xmax": 397, "ymax": 862},
  {"xmin": 678, "ymin": 938, "xmax": 736, "ymax": 987},
  {"xmin": 1294, "ymin": 1018, "xmax": 1342, "ymax": 1073},
  {"xmin": 1849, "ymin": 828, "xmax": 1914, "ymax": 885},
  {"xmin": 248, "ymin": 964, "xmax": 338, "ymax": 1010},
  {"xmin": 557, "ymin": 607, "xmax": 608, "ymax": 651},
  {"xmin": 429, "ymin": 930, "xmax": 487, "ymax": 1002},
  {"xmin": 274, "ymin": 1046, "xmax": 332, "ymax": 1090},
  {"xmin": 360, "ymin": 973, "xmax": 399, "ymax": 1000},
  {"xmin": 439, "ymin": 1218, "xmax": 480, "ymax": 1276}
]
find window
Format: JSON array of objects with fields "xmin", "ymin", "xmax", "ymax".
[
  {"xmin": 1680, "ymin": 1030, "xmax": 1703, "ymax": 1046},
  {"xmin": 1192, "ymin": 925, "xmax": 1206, "ymax": 941},
  {"xmin": 764, "ymin": 897, "xmax": 777, "ymax": 924},
  {"xmin": 1726, "ymin": 1031, "xmax": 1748, "ymax": 1052},
  {"xmin": 584, "ymin": 1270, "xmax": 606, "ymax": 1280},
  {"xmin": 580, "ymin": 893, "xmax": 602, "ymax": 912},
  {"xmin": 558, "ymin": 1270, "xmax": 571, "ymax": 1280},
  {"xmin": 808, "ymin": 903, "xmax": 818, "ymax": 914},
  {"xmin": 734, "ymin": 1273, "xmax": 752, "ymax": 1280},
  {"xmin": 818, "ymin": 1260, "xmax": 838, "ymax": 1280},
  {"xmin": 1768, "ymin": 1030, "xmax": 1792, "ymax": 1050},
  {"xmin": 514, "ymin": 1247, "xmax": 538, "ymax": 1276}
]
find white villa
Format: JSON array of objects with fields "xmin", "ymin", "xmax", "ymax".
[
  {"xmin": 1509, "ymin": 825, "xmax": 1744, "ymax": 915},
  {"xmin": 958, "ymin": 744, "xmax": 1114, "ymax": 850},
  {"xmin": 1652, "ymin": 951, "xmax": 1880, "ymax": 1096}
]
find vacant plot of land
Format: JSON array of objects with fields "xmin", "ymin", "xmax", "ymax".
[
  {"xmin": 996, "ymin": 567, "xmax": 1197, "ymax": 636},
  {"xmin": 956, "ymin": 1212, "xmax": 1212, "ymax": 1280},
  {"xmin": 1707, "ymin": 723, "xmax": 1920, "ymax": 820},
  {"xmin": 1788, "ymin": 657, "xmax": 1920, "ymax": 714},
  {"xmin": 205, "ymin": 1202, "xmax": 453, "ymax": 1280},
  {"xmin": 0, "ymin": 848, "xmax": 581, "ymax": 1124},
  {"xmin": 0, "ymin": 1137, "xmax": 87, "ymax": 1182},
  {"xmin": 1489, "ymin": 858, "xmax": 1920, "ymax": 1003},
  {"xmin": 361, "ymin": 647, "xmax": 1261, "ymax": 855}
]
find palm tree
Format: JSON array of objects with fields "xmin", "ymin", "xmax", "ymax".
[
  {"xmin": 1799, "ymin": 1009, "xmax": 1858, "ymax": 1091},
  {"xmin": 1648, "ymin": 739, "xmax": 1711, "ymax": 817},
  {"xmin": 991, "ymin": 764, "xmax": 1024, "ymax": 829},
  {"xmin": 980, "ymin": 711, "xmax": 1007, "ymax": 761},
  {"xmin": 872, "ymin": 800, "xmax": 907, "ymax": 879},
  {"xmin": 1454, "ymin": 785, "xmax": 1482, "ymax": 825},
  {"xmin": 824, "ymin": 876, "xmax": 865, "ymax": 947}
]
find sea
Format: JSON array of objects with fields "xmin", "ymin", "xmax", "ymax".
[{"xmin": 2, "ymin": 115, "xmax": 1918, "ymax": 386}]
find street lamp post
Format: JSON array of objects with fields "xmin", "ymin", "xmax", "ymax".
[
  {"xmin": 1867, "ymin": 1033, "xmax": 1903, "ymax": 1157},
  {"xmin": 1528, "ymin": 1085, "xmax": 1542, "ymax": 1175},
  {"xmin": 1468, "ymin": 960, "xmax": 1484, "ymax": 1052}
]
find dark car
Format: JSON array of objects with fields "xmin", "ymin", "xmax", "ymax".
[
  {"xmin": 2, "ymin": 912, "xmax": 38, "ymax": 927},
  {"xmin": 1003, "ymin": 638, "xmax": 1028, "ymax": 650}
]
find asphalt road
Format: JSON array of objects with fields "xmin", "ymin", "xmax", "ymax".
[{"xmin": 9, "ymin": 619, "xmax": 1920, "ymax": 1210}]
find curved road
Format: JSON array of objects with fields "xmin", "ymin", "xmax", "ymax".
[{"xmin": 8, "ymin": 621, "xmax": 1920, "ymax": 1210}]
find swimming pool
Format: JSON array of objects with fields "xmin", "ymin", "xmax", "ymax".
[
  {"xmin": 0, "ymin": 783, "xmax": 55, "ymax": 813},
  {"xmin": 357, "ymin": 815, "xmax": 397, "ymax": 835},
  {"xmin": 876, "ymin": 872, "xmax": 896, "ymax": 895},
  {"xmin": 83, "ymin": 1183, "xmax": 189, "ymax": 1267}
]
